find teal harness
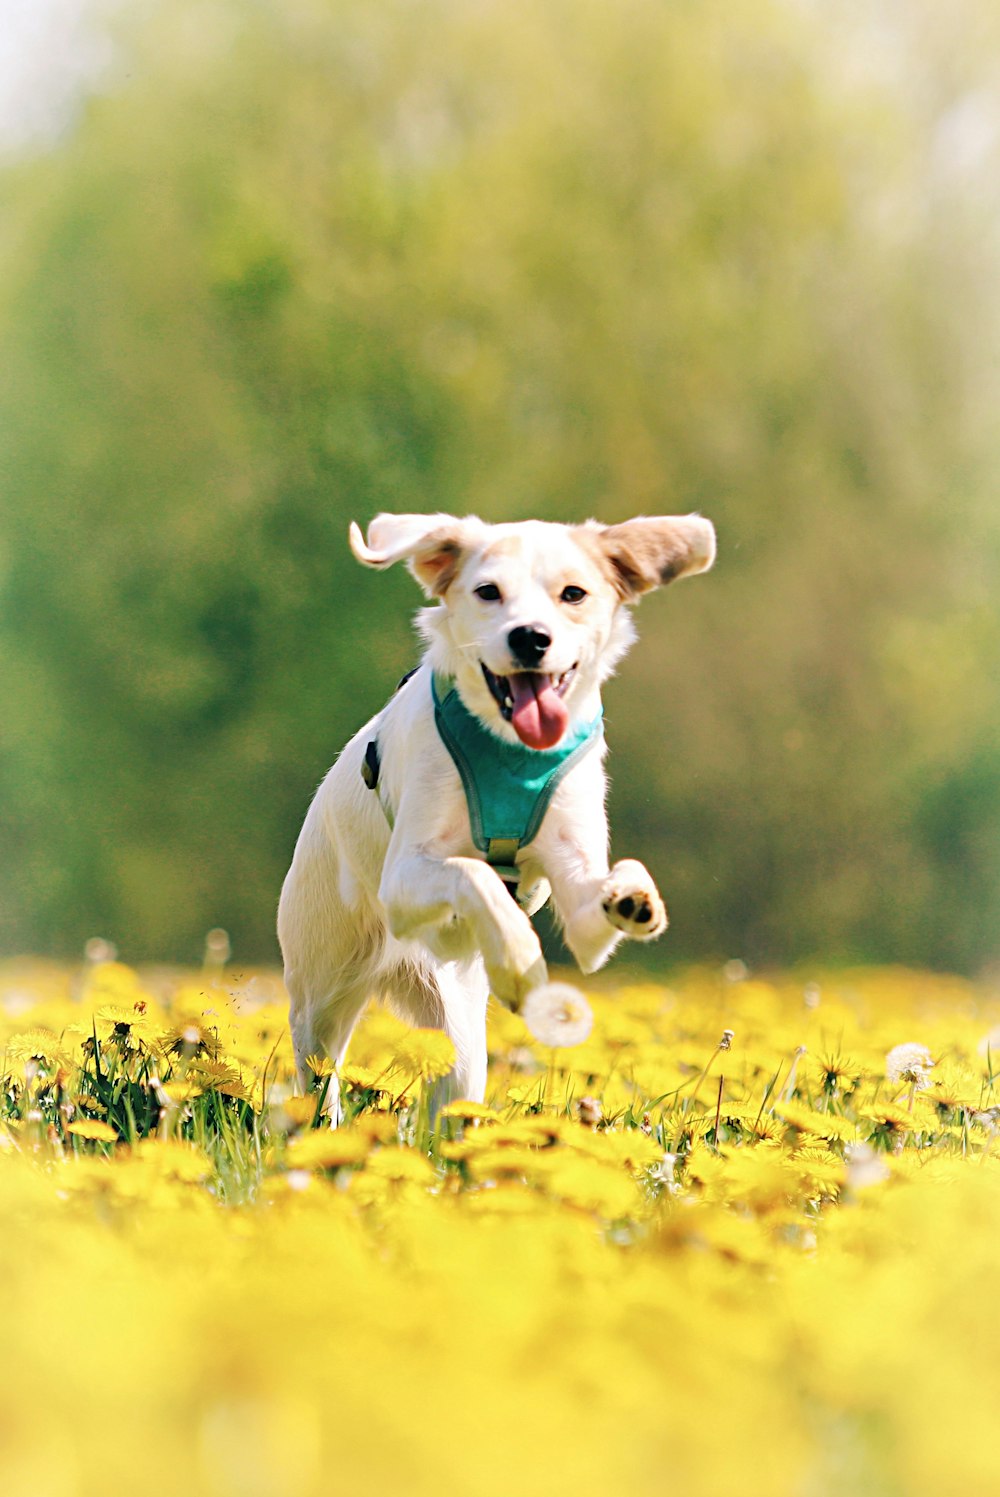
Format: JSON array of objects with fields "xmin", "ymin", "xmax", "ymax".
[{"xmin": 362, "ymin": 670, "xmax": 603, "ymax": 895}]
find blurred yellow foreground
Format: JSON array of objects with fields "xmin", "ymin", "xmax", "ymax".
[{"xmin": 2, "ymin": 959, "xmax": 999, "ymax": 1496}]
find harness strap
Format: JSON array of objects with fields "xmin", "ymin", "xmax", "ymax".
[
  {"xmin": 359, "ymin": 668, "xmax": 419, "ymax": 830},
  {"xmin": 361, "ymin": 737, "xmax": 395, "ymax": 829},
  {"xmin": 363, "ymin": 735, "xmax": 521, "ymax": 890}
]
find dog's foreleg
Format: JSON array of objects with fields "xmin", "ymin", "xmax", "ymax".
[
  {"xmin": 545, "ymin": 837, "xmax": 668, "ymax": 973},
  {"xmin": 379, "ymin": 852, "xmax": 548, "ymax": 1011},
  {"xmin": 536, "ymin": 753, "xmax": 668, "ymax": 973}
]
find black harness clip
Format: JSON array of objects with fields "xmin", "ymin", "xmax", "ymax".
[{"xmin": 361, "ymin": 739, "xmax": 381, "ymax": 791}]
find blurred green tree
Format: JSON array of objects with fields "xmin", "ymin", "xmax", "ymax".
[{"xmin": 1, "ymin": 0, "xmax": 998, "ymax": 971}]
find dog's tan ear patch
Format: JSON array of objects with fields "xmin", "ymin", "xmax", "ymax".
[
  {"xmin": 408, "ymin": 533, "xmax": 464, "ymax": 595},
  {"xmin": 349, "ymin": 513, "xmax": 482, "ymax": 597},
  {"xmin": 590, "ymin": 515, "xmax": 716, "ymax": 600}
]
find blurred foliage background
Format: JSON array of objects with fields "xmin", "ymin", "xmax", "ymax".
[{"xmin": 1, "ymin": 0, "xmax": 999, "ymax": 973}]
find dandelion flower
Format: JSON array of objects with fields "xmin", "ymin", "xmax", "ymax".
[
  {"xmin": 285, "ymin": 1131, "xmax": 370, "ymax": 1170},
  {"xmin": 437, "ymin": 1101, "xmax": 500, "ymax": 1122},
  {"xmin": 339, "ymin": 1064, "xmax": 388, "ymax": 1094},
  {"xmin": 5, "ymin": 1029, "xmax": 64, "ymax": 1062},
  {"xmin": 886, "ymin": 1042, "xmax": 934, "ymax": 1088},
  {"xmin": 276, "ymin": 1095, "xmax": 318, "ymax": 1128},
  {"xmin": 67, "ymin": 1119, "xmax": 118, "ymax": 1143},
  {"xmin": 522, "ymin": 984, "xmax": 593, "ymax": 1048},
  {"xmin": 389, "ymin": 1029, "xmax": 456, "ymax": 1082},
  {"xmin": 163, "ymin": 1080, "xmax": 204, "ymax": 1104}
]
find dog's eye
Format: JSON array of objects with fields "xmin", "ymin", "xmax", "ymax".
[
  {"xmin": 474, "ymin": 583, "xmax": 503, "ymax": 603},
  {"xmin": 560, "ymin": 585, "xmax": 588, "ymax": 604}
]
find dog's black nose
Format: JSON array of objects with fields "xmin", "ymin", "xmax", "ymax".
[{"xmin": 508, "ymin": 624, "xmax": 552, "ymax": 667}]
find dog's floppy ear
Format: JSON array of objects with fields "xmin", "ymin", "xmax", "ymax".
[
  {"xmin": 591, "ymin": 515, "xmax": 716, "ymax": 600},
  {"xmin": 348, "ymin": 513, "xmax": 483, "ymax": 597}
]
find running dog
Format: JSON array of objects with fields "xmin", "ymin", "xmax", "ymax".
[{"xmin": 278, "ymin": 511, "xmax": 715, "ymax": 1117}]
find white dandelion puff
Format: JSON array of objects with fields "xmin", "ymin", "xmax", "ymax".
[
  {"xmin": 522, "ymin": 983, "xmax": 594, "ymax": 1048},
  {"xmin": 652, "ymin": 1153, "xmax": 680, "ymax": 1194},
  {"xmin": 885, "ymin": 1042, "xmax": 934, "ymax": 1088}
]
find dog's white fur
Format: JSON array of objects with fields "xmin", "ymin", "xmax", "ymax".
[{"xmin": 278, "ymin": 512, "xmax": 715, "ymax": 1118}]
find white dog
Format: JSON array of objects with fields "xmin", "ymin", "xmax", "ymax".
[{"xmin": 278, "ymin": 511, "xmax": 715, "ymax": 1118}]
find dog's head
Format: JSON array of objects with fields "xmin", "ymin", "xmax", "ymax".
[{"xmin": 350, "ymin": 512, "xmax": 715, "ymax": 750}]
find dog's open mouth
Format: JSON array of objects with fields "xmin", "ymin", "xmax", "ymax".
[{"xmin": 481, "ymin": 664, "xmax": 576, "ymax": 750}]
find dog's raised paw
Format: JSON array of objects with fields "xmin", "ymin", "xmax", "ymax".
[{"xmin": 601, "ymin": 860, "xmax": 668, "ymax": 940}]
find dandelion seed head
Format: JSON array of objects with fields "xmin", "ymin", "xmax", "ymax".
[
  {"xmin": 886, "ymin": 1042, "xmax": 934, "ymax": 1087},
  {"xmin": 522, "ymin": 984, "xmax": 593, "ymax": 1048},
  {"xmin": 203, "ymin": 927, "xmax": 231, "ymax": 965},
  {"xmin": 84, "ymin": 936, "xmax": 117, "ymax": 964},
  {"xmin": 654, "ymin": 1152, "xmax": 679, "ymax": 1187}
]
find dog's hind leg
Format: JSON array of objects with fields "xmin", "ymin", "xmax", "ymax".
[
  {"xmin": 288, "ymin": 976, "xmax": 371, "ymax": 1126},
  {"xmin": 389, "ymin": 959, "xmax": 490, "ymax": 1116}
]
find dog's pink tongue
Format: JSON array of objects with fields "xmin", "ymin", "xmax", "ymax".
[{"xmin": 509, "ymin": 673, "xmax": 569, "ymax": 750}]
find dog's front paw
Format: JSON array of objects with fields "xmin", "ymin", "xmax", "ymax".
[{"xmin": 601, "ymin": 859, "xmax": 668, "ymax": 940}]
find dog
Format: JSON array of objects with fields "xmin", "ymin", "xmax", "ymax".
[{"xmin": 278, "ymin": 511, "xmax": 715, "ymax": 1118}]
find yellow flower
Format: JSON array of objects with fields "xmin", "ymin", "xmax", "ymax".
[
  {"xmin": 545, "ymin": 1155, "xmax": 641, "ymax": 1219},
  {"xmin": 339, "ymin": 1064, "xmax": 388, "ymax": 1093},
  {"xmin": 190, "ymin": 1060, "xmax": 251, "ymax": 1101},
  {"xmin": 437, "ymin": 1101, "xmax": 501, "ymax": 1122},
  {"xmin": 162, "ymin": 1081, "xmax": 203, "ymax": 1104},
  {"xmin": 130, "ymin": 1139, "xmax": 213, "ymax": 1183},
  {"xmin": 350, "ymin": 1114, "xmax": 399, "ymax": 1146},
  {"xmin": 484, "ymin": 1117, "xmax": 566, "ymax": 1148},
  {"xmin": 67, "ymin": 1119, "xmax": 118, "ymax": 1143},
  {"xmin": 569, "ymin": 1126, "xmax": 664, "ymax": 1172},
  {"xmin": 284, "ymin": 1132, "xmax": 371, "ymax": 1170},
  {"xmin": 860, "ymin": 1101, "xmax": 918, "ymax": 1142},
  {"xmin": 358, "ymin": 1148, "xmax": 437, "ymax": 1185},
  {"xmin": 276, "ymin": 1095, "xmax": 319, "ymax": 1127},
  {"xmin": 773, "ymin": 1100, "xmax": 856, "ymax": 1143},
  {"xmin": 4, "ymin": 1029, "xmax": 65, "ymax": 1063},
  {"xmin": 463, "ymin": 1144, "xmax": 549, "ymax": 1182},
  {"xmin": 387, "ymin": 1029, "xmax": 456, "ymax": 1082}
]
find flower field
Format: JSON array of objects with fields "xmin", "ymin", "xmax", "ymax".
[{"xmin": 3, "ymin": 958, "xmax": 1000, "ymax": 1496}]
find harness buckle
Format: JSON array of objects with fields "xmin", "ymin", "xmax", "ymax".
[{"xmin": 486, "ymin": 838, "xmax": 521, "ymax": 883}]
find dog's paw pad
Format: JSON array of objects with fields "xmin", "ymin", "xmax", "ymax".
[{"xmin": 602, "ymin": 866, "xmax": 667, "ymax": 940}]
